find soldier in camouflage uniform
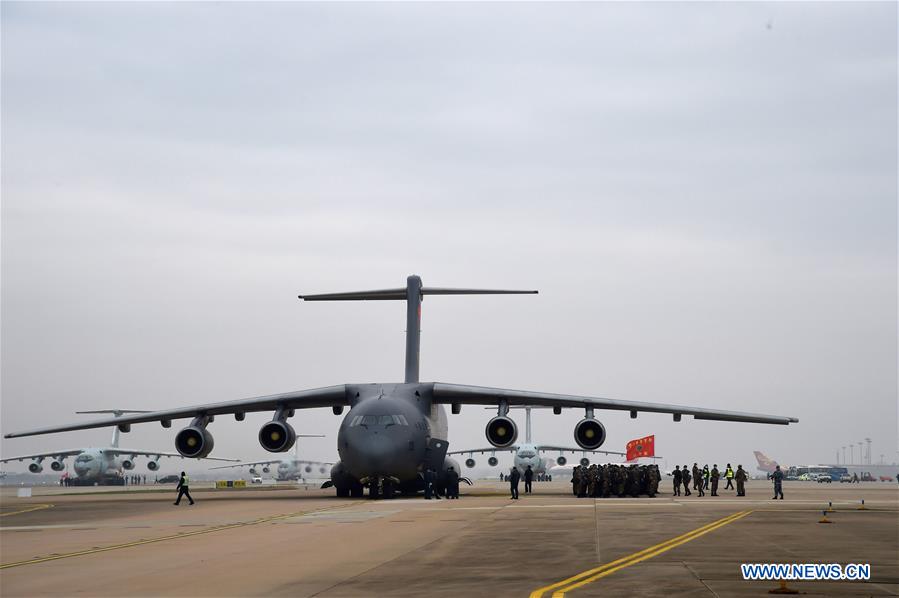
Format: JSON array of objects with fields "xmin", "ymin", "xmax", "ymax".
[
  {"xmin": 586, "ymin": 464, "xmax": 598, "ymax": 497},
  {"xmin": 571, "ymin": 466, "xmax": 580, "ymax": 496},
  {"xmin": 647, "ymin": 464, "xmax": 660, "ymax": 497},
  {"xmin": 600, "ymin": 464, "xmax": 611, "ymax": 498}
]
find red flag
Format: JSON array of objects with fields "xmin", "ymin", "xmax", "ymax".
[{"xmin": 626, "ymin": 435, "xmax": 655, "ymax": 461}]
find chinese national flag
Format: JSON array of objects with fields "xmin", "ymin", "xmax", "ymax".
[{"xmin": 626, "ymin": 435, "xmax": 655, "ymax": 461}]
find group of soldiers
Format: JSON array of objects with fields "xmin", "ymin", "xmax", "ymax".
[
  {"xmin": 570, "ymin": 463, "xmax": 662, "ymax": 498},
  {"xmin": 673, "ymin": 463, "xmax": 748, "ymax": 497}
]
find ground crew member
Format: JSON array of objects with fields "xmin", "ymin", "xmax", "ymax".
[
  {"xmin": 695, "ymin": 468, "xmax": 705, "ymax": 496},
  {"xmin": 681, "ymin": 465, "xmax": 692, "ymax": 496},
  {"xmin": 446, "ymin": 466, "xmax": 460, "ymax": 499},
  {"xmin": 174, "ymin": 471, "xmax": 194, "ymax": 506},
  {"xmin": 702, "ymin": 464, "xmax": 710, "ymax": 490},
  {"xmin": 710, "ymin": 464, "xmax": 720, "ymax": 496},
  {"xmin": 673, "ymin": 465, "xmax": 682, "ymax": 496},
  {"xmin": 724, "ymin": 463, "xmax": 735, "ymax": 490},
  {"xmin": 509, "ymin": 467, "xmax": 521, "ymax": 500},
  {"xmin": 735, "ymin": 464, "xmax": 747, "ymax": 496},
  {"xmin": 772, "ymin": 465, "xmax": 784, "ymax": 499},
  {"xmin": 524, "ymin": 465, "xmax": 534, "ymax": 494},
  {"xmin": 571, "ymin": 466, "xmax": 580, "ymax": 495},
  {"xmin": 424, "ymin": 467, "xmax": 435, "ymax": 499},
  {"xmin": 692, "ymin": 463, "xmax": 701, "ymax": 491}
]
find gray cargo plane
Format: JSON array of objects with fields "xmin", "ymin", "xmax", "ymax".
[
  {"xmin": 5, "ymin": 275, "xmax": 798, "ymax": 498},
  {"xmin": 210, "ymin": 438, "xmax": 333, "ymax": 481},
  {"xmin": 1, "ymin": 411, "xmax": 235, "ymax": 485}
]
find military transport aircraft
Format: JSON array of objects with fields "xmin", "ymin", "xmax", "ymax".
[
  {"xmin": 449, "ymin": 407, "xmax": 628, "ymax": 478},
  {"xmin": 210, "ymin": 437, "xmax": 333, "ymax": 481},
  {"xmin": 1, "ymin": 411, "xmax": 235, "ymax": 485},
  {"xmin": 5, "ymin": 275, "xmax": 798, "ymax": 498}
]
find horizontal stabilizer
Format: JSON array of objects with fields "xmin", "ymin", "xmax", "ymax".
[{"xmin": 299, "ymin": 287, "xmax": 537, "ymax": 301}]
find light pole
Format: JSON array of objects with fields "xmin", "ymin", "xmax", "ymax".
[
  {"xmin": 865, "ymin": 438, "xmax": 872, "ymax": 465},
  {"xmin": 842, "ymin": 446, "xmax": 847, "ymax": 464},
  {"xmin": 857, "ymin": 442, "xmax": 863, "ymax": 466}
]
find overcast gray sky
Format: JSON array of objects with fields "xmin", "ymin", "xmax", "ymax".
[{"xmin": 2, "ymin": 2, "xmax": 896, "ymax": 474}]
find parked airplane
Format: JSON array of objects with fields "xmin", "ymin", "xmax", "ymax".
[
  {"xmin": 1, "ymin": 410, "xmax": 235, "ymax": 485},
  {"xmin": 210, "ymin": 437, "xmax": 333, "ymax": 481},
  {"xmin": 753, "ymin": 450, "xmax": 780, "ymax": 474},
  {"xmin": 449, "ymin": 407, "xmax": 627, "ymax": 478},
  {"xmin": 5, "ymin": 276, "xmax": 798, "ymax": 498}
]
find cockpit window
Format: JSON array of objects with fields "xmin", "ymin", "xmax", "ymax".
[
  {"xmin": 350, "ymin": 415, "xmax": 409, "ymax": 427},
  {"xmin": 76, "ymin": 454, "xmax": 94, "ymax": 463}
]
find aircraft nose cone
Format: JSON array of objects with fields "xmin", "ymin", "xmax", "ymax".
[{"xmin": 343, "ymin": 430, "xmax": 396, "ymax": 478}]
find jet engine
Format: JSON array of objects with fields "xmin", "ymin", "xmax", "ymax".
[
  {"xmin": 485, "ymin": 415, "xmax": 518, "ymax": 448},
  {"xmin": 305, "ymin": 465, "xmax": 312, "ymax": 473},
  {"xmin": 262, "ymin": 466, "xmax": 270, "ymax": 474},
  {"xmin": 147, "ymin": 460, "xmax": 160, "ymax": 471},
  {"xmin": 556, "ymin": 455, "xmax": 567, "ymax": 466},
  {"xmin": 465, "ymin": 458, "xmax": 476, "ymax": 468},
  {"xmin": 29, "ymin": 461, "xmax": 43, "ymax": 474},
  {"xmin": 259, "ymin": 420, "xmax": 297, "ymax": 453},
  {"xmin": 249, "ymin": 467, "xmax": 258, "ymax": 475},
  {"xmin": 175, "ymin": 425, "xmax": 215, "ymax": 458},
  {"xmin": 580, "ymin": 457, "xmax": 590, "ymax": 467},
  {"xmin": 122, "ymin": 458, "xmax": 136, "ymax": 470},
  {"xmin": 487, "ymin": 456, "xmax": 499, "ymax": 467},
  {"xmin": 50, "ymin": 460, "xmax": 65, "ymax": 472},
  {"xmin": 574, "ymin": 418, "xmax": 606, "ymax": 450}
]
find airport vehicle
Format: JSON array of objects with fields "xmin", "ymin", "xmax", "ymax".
[
  {"xmin": 449, "ymin": 406, "xmax": 626, "ymax": 477},
  {"xmin": 815, "ymin": 473, "xmax": 832, "ymax": 483},
  {"xmin": 251, "ymin": 476, "xmax": 263, "ymax": 484},
  {"xmin": 1, "ymin": 411, "xmax": 235, "ymax": 486},
  {"xmin": 839, "ymin": 474, "xmax": 852, "ymax": 483},
  {"xmin": 156, "ymin": 474, "xmax": 180, "ymax": 484},
  {"xmin": 210, "ymin": 440, "xmax": 333, "ymax": 481},
  {"xmin": 5, "ymin": 276, "xmax": 799, "ymax": 498}
]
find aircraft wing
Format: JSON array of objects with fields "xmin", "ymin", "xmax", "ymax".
[
  {"xmin": 536, "ymin": 445, "xmax": 626, "ymax": 456},
  {"xmin": 0, "ymin": 449, "xmax": 86, "ymax": 462},
  {"xmin": 107, "ymin": 449, "xmax": 238, "ymax": 462},
  {"xmin": 4, "ymin": 385, "xmax": 349, "ymax": 439},
  {"xmin": 431, "ymin": 383, "xmax": 798, "ymax": 425},
  {"xmin": 447, "ymin": 447, "xmax": 517, "ymax": 456},
  {"xmin": 209, "ymin": 460, "xmax": 282, "ymax": 470}
]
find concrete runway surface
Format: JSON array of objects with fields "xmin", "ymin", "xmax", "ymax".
[{"xmin": 1, "ymin": 480, "xmax": 897, "ymax": 597}]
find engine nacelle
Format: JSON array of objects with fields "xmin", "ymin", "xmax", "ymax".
[
  {"xmin": 485, "ymin": 415, "xmax": 518, "ymax": 448},
  {"xmin": 305, "ymin": 465, "xmax": 312, "ymax": 473},
  {"xmin": 29, "ymin": 461, "xmax": 43, "ymax": 474},
  {"xmin": 249, "ymin": 467, "xmax": 258, "ymax": 475},
  {"xmin": 487, "ymin": 456, "xmax": 499, "ymax": 467},
  {"xmin": 147, "ymin": 460, "xmax": 160, "ymax": 471},
  {"xmin": 259, "ymin": 420, "xmax": 297, "ymax": 453},
  {"xmin": 50, "ymin": 460, "xmax": 65, "ymax": 472},
  {"xmin": 175, "ymin": 426, "xmax": 215, "ymax": 458},
  {"xmin": 319, "ymin": 466, "xmax": 328, "ymax": 474},
  {"xmin": 122, "ymin": 458, "xmax": 136, "ymax": 470},
  {"xmin": 465, "ymin": 458, "xmax": 476, "ymax": 468},
  {"xmin": 580, "ymin": 457, "xmax": 590, "ymax": 467},
  {"xmin": 574, "ymin": 418, "xmax": 606, "ymax": 450},
  {"xmin": 556, "ymin": 455, "xmax": 567, "ymax": 466}
]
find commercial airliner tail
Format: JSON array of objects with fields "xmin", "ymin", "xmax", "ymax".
[{"xmin": 753, "ymin": 450, "xmax": 779, "ymax": 473}]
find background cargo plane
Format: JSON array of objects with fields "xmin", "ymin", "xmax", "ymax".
[
  {"xmin": 210, "ymin": 437, "xmax": 333, "ymax": 481},
  {"xmin": 6, "ymin": 276, "xmax": 798, "ymax": 498},
  {"xmin": 449, "ymin": 407, "xmax": 627, "ymax": 478},
  {"xmin": 1, "ymin": 410, "xmax": 235, "ymax": 485}
]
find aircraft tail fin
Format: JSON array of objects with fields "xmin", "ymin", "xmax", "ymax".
[
  {"xmin": 76, "ymin": 410, "xmax": 151, "ymax": 448},
  {"xmin": 300, "ymin": 276, "xmax": 537, "ymax": 384},
  {"xmin": 753, "ymin": 450, "xmax": 778, "ymax": 472}
]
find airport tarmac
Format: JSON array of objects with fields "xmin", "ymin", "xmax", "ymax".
[{"xmin": 1, "ymin": 480, "xmax": 897, "ymax": 597}]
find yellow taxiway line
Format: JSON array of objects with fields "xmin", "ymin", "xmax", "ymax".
[
  {"xmin": 530, "ymin": 509, "xmax": 753, "ymax": 598},
  {"xmin": 0, "ymin": 503, "xmax": 351, "ymax": 570},
  {"xmin": 0, "ymin": 504, "xmax": 54, "ymax": 518}
]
